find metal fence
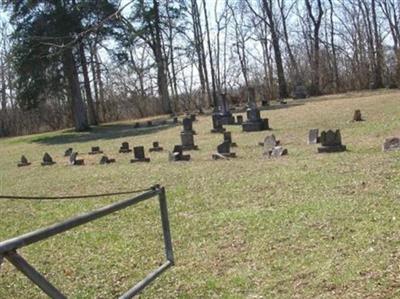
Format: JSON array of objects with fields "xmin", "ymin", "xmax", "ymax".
[{"xmin": 0, "ymin": 185, "xmax": 174, "ymax": 298}]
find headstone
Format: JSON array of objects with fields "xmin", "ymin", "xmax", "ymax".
[
  {"xmin": 242, "ymin": 87, "xmax": 269, "ymax": 132},
  {"xmin": 217, "ymin": 93, "xmax": 235, "ymax": 125},
  {"xmin": 149, "ymin": 141, "xmax": 164, "ymax": 152},
  {"xmin": 308, "ymin": 129, "xmax": 320, "ymax": 144},
  {"xmin": 293, "ymin": 84, "xmax": 308, "ymax": 99},
  {"xmin": 173, "ymin": 117, "xmax": 178, "ymax": 124},
  {"xmin": 134, "ymin": 122, "xmax": 140, "ymax": 128},
  {"xmin": 100, "ymin": 156, "xmax": 116, "ymax": 164},
  {"xmin": 69, "ymin": 152, "xmax": 84, "ymax": 166},
  {"xmin": 190, "ymin": 114, "xmax": 197, "ymax": 122},
  {"xmin": 353, "ymin": 110, "xmax": 363, "ymax": 122},
  {"xmin": 318, "ymin": 130, "xmax": 347, "ymax": 153},
  {"xmin": 130, "ymin": 146, "xmax": 150, "ymax": 163},
  {"xmin": 268, "ymin": 146, "xmax": 288, "ymax": 157},
  {"xmin": 147, "ymin": 120, "xmax": 153, "ymax": 127},
  {"xmin": 18, "ymin": 155, "xmax": 31, "ymax": 167},
  {"xmin": 64, "ymin": 148, "xmax": 73, "ymax": 157},
  {"xmin": 260, "ymin": 134, "xmax": 279, "ymax": 150},
  {"xmin": 170, "ymin": 145, "xmax": 190, "ymax": 161},
  {"xmin": 223, "ymin": 132, "xmax": 237, "ymax": 147},
  {"xmin": 182, "ymin": 117, "xmax": 196, "ymax": 134},
  {"xmin": 119, "ymin": 142, "xmax": 132, "ymax": 153},
  {"xmin": 211, "ymin": 114, "xmax": 226, "ymax": 133},
  {"xmin": 180, "ymin": 131, "xmax": 198, "ymax": 150},
  {"xmin": 383, "ymin": 137, "xmax": 400, "ymax": 152},
  {"xmin": 88, "ymin": 146, "xmax": 103, "ymax": 155},
  {"xmin": 212, "ymin": 141, "xmax": 236, "ymax": 160},
  {"xmin": 41, "ymin": 153, "xmax": 56, "ymax": 166},
  {"xmin": 261, "ymin": 100, "xmax": 269, "ymax": 107}
]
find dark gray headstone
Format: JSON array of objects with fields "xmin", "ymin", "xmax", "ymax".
[
  {"xmin": 318, "ymin": 130, "xmax": 346, "ymax": 153},
  {"xmin": 69, "ymin": 152, "xmax": 84, "ymax": 165},
  {"xmin": 18, "ymin": 155, "xmax": 31, "ymax": 167},
  {"xmin": 171, "ymin": 145, "xmax": 190, "ymax": 161},
  {"xmin": 64, "ymin": 148, "xmax": 73, "ymax": 157},
  {"xmin": 119, "ymin": 142, "xmax": 132, "ymax": 153},
  {"xmin": 149, "ymin": 141, "xmax": 163, "ymax": 152},
  {"xmin": 181, "ymin": 132, "xmax": 198, "ymax": 150},
  {"xmin": 308, "ymin": 129, "xmax": 320, "ymax": 144},
  {"xmin": 211, "ymin": 114, "xmax": 226, "ymax": 133},
  {"xmin": 182, "ymin": 118, "xmax": 193, "ymax": 132},
  {"xmin": 131, "ymin": 146, "xmax": 150, "ymax": 162},
  {"xmin": 100, "ymin": 156, "xmax": 116, "ymax": 164},
  {"xmin": 383, "ymin": 137, "xmax": 400, "ymax": 152},
  {"xmin": 89, "ymin": 146, "xmax": 103, "ymax": 155},
  {"xmin": 41, "ymin": 153, "xmax": 55, "ymax": 166},
  {"xmin": 353, "ymin": 110, "xmax": 363, "ymax": 122}
]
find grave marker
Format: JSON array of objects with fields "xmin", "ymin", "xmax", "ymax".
[
  {"xmin": 17, "ymin": 155, "xmax": 31, "ymax": 167},
  {"xmin": 149, "ymin": 141, "xmax": 164, "ymax": 152},
  {"xmin": 89, "ymin": 146, "xmax": 103, "ymax": 155},
  {"xmin": 41, "ymin": 153, "xmax": 56, "ymax": 166},
  {"xmin": 119, "ymin": 142, "xmax": 132, "ymax": 153},
  {"xmin": 131, "ymin": 146, "xmax": 150, "ymax": 163},
  {"xmin": 318, "ymin": 130, "xmax": 347, "ymax": 153}
]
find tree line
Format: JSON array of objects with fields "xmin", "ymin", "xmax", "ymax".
[{"xmin": 0, "ymin": 0, "xmax": 399, "ymax": 136}]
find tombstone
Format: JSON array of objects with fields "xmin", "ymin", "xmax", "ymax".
[
  {"xmin": 242, "ymin": 87, "xmax": 269, "ymax": 132},
  {"xmin": 190, "ymin": 114, "xmax": 197, "ymax": 122},
  {"xmin": 119, "ymin": 142, "xmax": 132, "ymax": 153},
  {"xmin": 88, "ymin": 146, "xmax": 103, "ymax": 155},
  {"xmin": 181, "ymin": 131, "xmax": 198, "ymax": 150},
  {"xmin": 223, "ymin": 132, "xmax": 237, "ymax": 147},
  {"xmin": 173, "ymin": 116, "xmax": 178, "ymax": 124},
  {"xmin": 100, "ymin": 155, "xmax": 116, "ymax": 164},
  {"xmin": 41, "ymin": 153, "xmax": 56, "ymax": 166},
  {"xmin": 169, "ymin": 145, "xmax": 191, "ymax": 161},
  {"xmin": 69, "ymin": 152, "xmax": 84, "ymax": 166},
  {"xmin": 293, "ymin": 84, "xmax": 308, "ymax": 99},
  {"xmin": 18, "ymin": 155, "xmax": 31, "ymax": 167},
  {"xmin": 130, "ymin": 146, "xmax": 150, "ymax": 163},
  {"xmin": 212, "ymin": 141, "xmax": 236, "ymax": 160},
  {"xmin": 210, "ymin": 114, "xmax": 226, "ymax": 133},
  {"xmin": 147, "ymin": 120, "xmax": 153, "ymax": 127},
  {"xmin": 308, "ymin": 129, "xmax": 320, "ymax": 145},
  {"xmin": 259, "ymin": 134, "xmax": 280, "ymax": 149},
  {"xmin": 217, "ymin": 93, "xmax": 235, "ymax": 125},
  {"xmin": 265, "ymin": 146, "xmax": 288, "ymax": 157},
  {"xmin": 261, "ymin": 100, "xmax": 269, "ymax": 107},
  {"xmin": 353, "ymin": 110, "xmax": 364, "ymax": 122},
  {"xmin": 149, "ymin": 141, "xmax": 164, "ymax": 152},
  {"xmin": 383, "ymin": 137, "xmax": 400, "ymax": 152},
  {"xmin": 236, "ymin": 115, "xmax": 243, "ymax": 125},
  {"xmin": 64, "ymin": 148, "xmax": 73, "ymax": 157},
  {"xmin": 182, "ymin": 117, "xmax": 196, "ymax": 135},
  {"xmin": 134, "ymin": 122, "xmax": 140, "ymax": 128},
  {"xmin": 318, "ymin": 130, "xmax": 347, "ymax": 153}
]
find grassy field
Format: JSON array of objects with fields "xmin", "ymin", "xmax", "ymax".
[{"xmin": 1, "ymin": 90, "xmax": 400, "ymax": 298}]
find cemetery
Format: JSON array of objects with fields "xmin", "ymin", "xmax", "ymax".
[{"xmin": 1, "ymin": 90, "xmax": 400, "ymax": 298}]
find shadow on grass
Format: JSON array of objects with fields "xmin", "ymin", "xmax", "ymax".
[{"xmin": 31, "ymin": 122, "xmax": 179, "ymax": 145}]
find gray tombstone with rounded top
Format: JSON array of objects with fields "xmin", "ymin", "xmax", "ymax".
[{"xmin": 318, "ymin": 130, "xmax": 346, "ymax": 153}]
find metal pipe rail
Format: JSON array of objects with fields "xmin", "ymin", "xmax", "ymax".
[{"xmin": 0, "ymin": 185, "xmax": 174, "ymax": 298}]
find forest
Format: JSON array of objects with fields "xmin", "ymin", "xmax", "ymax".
[{"xmin": 0, "ymin": 0, "xmax": 399, "ymax": 136}]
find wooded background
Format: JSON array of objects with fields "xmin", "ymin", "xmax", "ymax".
[{"xmin": 0, "ymin": 0, "xmax": 399, "ymax": 136}]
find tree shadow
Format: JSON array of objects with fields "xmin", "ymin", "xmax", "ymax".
[{"xmin": 31, "ymin": 120, "xmax": 179, "ymax": 145}]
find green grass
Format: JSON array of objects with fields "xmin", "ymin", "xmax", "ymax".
[{"xmin": 1, "ymin": 89, "xmax": 400, "ymax": 298}]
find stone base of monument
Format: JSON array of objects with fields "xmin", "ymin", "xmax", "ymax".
[
  {"xmin": 18, "ymin": 162, "xmax": 31, "ymax": 167},
  {"xmin": 219, "ymin": 114, "xmax": 235, "ymax": 125},
  {"xmin": 212, "ymin": 152, "xmax": 236, "ymax": 160},
  {"xmin": 317, "ymin": 145, "xmax": 347, "ymax": 153},
  {"xmin": 170, "ymin": 145, "xmax": 191, "ymax": 161},
  {"xmin": 130, "ymin": 157, "xmax": 150, "ymax": 163},
  {"xmin": 181, "ymin": 144, "xmax": 198, "ymax": 151},
  {"xmin": 119, "ymin": 148, "xmax": 132, "ymax": 153},
  {"xmin": 265, "ymin": 146, "xmax": 288, "ymax": 157},
  {"xmin": 242, "ymin": 118, "xmax": 269, "ymax": 132}
]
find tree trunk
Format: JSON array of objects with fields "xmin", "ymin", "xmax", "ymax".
[
  {"xmin": 62, "ymin": 48, "xmax": 89, "ymax": 132},
  {"xmin": 79, "ymin": 42, "xmax": 98, "ymax": 125}
]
